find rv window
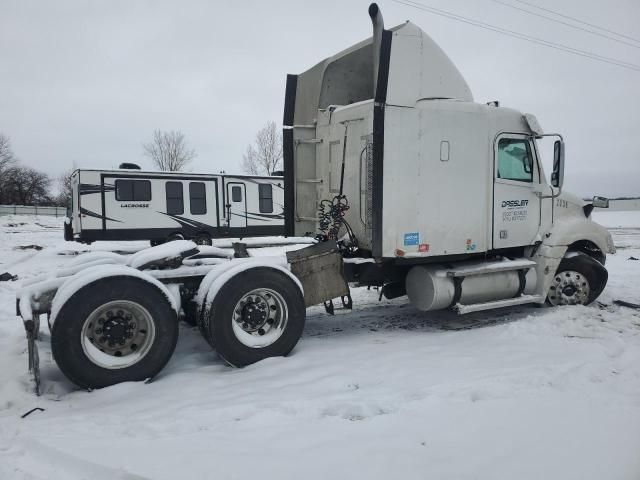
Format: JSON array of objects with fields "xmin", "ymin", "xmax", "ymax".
[
  {"xmin": 258, "ymin": 184, "xmax": 273, "ymax": 213},
  {"xmin": 497, "ymin": 139, "xmax": 534, "ymax": 183},
  {"xmin": 115, "ymin": 180, "xmax": 152, "ymax": 201},
  {"xmin": 165, "ymin": 182, "xmax": 184, "ymax": 215},
  {"xmin": 189, "ymin": 182, "xmax": 207, "ymax": 215},
  {"xmin": 231, "ymin": 186, "xmax": 242, "ymax": 202}
]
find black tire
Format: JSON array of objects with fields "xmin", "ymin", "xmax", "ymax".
[
  {"xmin": 51, "ymin": 276, "xmax": 179, "ymax": 389},
  {"xmin": 182, "ymin": 299, "xmax": 199, "ymax": 326},
  {"xmin": 150, "ymin": 239, "xmax": 164, "ymax": 247},
  {"xmin": 205, "ymin": 267, "xmax": 305, "ymax": 367},
  {"xmin": 194, "ymin": 233, "xmax": 212, "ymax": 246},
  {"xmin": 166, "ymin": 233, "xmax": 184, "ymax": 242},
  {"xmin": 63, "ymin": 221, "xmax": 73, "ymax": 241},
  {"xmin": 547, "ymin": 252, "xmax": 608, "ymax": 306}
]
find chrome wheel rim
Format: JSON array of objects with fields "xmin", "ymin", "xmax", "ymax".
[
  {"xmin": 81, "ymin": 300, "xmax": 156, "ymax": 369},
  {"xmin": 232, "ymin": 288, "xmax": 288, "ymax": 348},
  {"xmin": 548, "ymin": 270, "xmax": 591, "ymax": 306}
]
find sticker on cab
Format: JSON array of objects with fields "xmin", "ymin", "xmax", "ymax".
[
  {"xmin": 404, "ymin": 232, "xmax": 419, "ymax": 246},
  {"xmin": 466, "ymin": 238, "xmax": 477, "ymax": 251}
]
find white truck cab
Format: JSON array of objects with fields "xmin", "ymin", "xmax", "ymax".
[{"xmin": 283, "ymin": 3, "xmax": 614, "ymax": 313}]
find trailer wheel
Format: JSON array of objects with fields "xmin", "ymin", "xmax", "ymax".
[
  {"xmin": 547, "ymin": 252, "xmax": 608, "ymax": 306},
  {"xmin": 206, "ymin": 267, "xmax": 305, "ymax": 367},
  {"xmin": 166, "ymin": 233, "xmax": 185, "ymax": 242},
  {"xmin": 194, "ymin": 233, "xmax": 212, "ymax": 246},
  {"xmin": 51, "ymin": 276, "xmax": 178, "ymax": 389}
]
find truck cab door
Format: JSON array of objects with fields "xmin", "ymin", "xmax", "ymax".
[{"xmin": 492, "ymin": 134, "xmax": 542, "ymax": 249}]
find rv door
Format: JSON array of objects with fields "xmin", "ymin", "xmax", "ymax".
[{"xmin": 226, "ymin": 183, "xmax": 247, "ymax": 227}]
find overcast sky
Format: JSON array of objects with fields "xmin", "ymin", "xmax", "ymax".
[{"xmin": 1, "ymin": 0, "xmax": 638, "ymax": 197}]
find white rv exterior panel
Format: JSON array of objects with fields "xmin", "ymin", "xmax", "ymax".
[{"xmin": 70, "ymin": 169, "xmax": 284, "ymax": 243}]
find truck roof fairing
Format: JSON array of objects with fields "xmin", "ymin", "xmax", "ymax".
[{"xmin": 287, "ymin": 20, "xmax": 473, "ymax": 126}]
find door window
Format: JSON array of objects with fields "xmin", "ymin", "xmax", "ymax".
[
  {"xmin": 231, "ymin": 186, "xmax": 242, "ymax": 202},
  {"xmin": 165, "ymin": 182, "xmax": 184, "ymax": 215},
  {"xmin": 258, "ymin": 184, "xmax": 273, "ymax": 213},
  {"xmin": 189, "ymin": 182, "xmax": 207, "ymax": 215},
  {"xmin": 497, "ymin": 139, "xmax": 534, "ymax": 183}
]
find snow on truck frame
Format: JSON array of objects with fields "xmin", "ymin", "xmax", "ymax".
[
  {"xmin": 19, "ymin": 4, "xmax": 615, "ymax": 393},
  {"xmin": 64, "ymin": 166, "xmax": 285, "ymax": 245}
]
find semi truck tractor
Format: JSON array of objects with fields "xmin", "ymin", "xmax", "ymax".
[{"xmin": 18, "ymin": 4, "xmax": 614, "ymax": 392}]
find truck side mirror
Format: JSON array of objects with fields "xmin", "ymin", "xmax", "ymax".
[
  {"xmin": 592, "ymin": 196, "xmax": 609, "ymax": 208},
  {"xmin": 551, "ymin": 140, "xmax": 564, "ymax": 188}
]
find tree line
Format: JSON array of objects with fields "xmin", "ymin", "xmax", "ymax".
[
  {"xmin": 0, "ymin": 122, "xmax": 282, "ymax": 206},
  {"xmin": 0, "ymin": 133, "xmax": 63, "ymax": 206}
]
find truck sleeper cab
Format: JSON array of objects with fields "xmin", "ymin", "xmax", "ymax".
[{"xmin": 284, "ymin": 3, "xmax": 614, "ymax": 313}]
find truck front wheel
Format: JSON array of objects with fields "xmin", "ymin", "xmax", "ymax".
[
  {"xmin": 51, "ymin": 276, "xmax": 179, "ymax": 389},
  {"xmin": 205, "ymin": 268, "xmax": 305, "ymax": 367},
  {"xmin": 547, "ymin": 252, "xmax": 608, "ymax": 306}
]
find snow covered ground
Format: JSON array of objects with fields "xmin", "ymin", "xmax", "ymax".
[{"xmin": 0, "ymin": 213, "xmax": 639, "ymax": 480}]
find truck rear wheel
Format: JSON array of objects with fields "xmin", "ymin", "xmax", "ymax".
[
  {"xmin": 51, "ymin": 276, "xmax": 178, "ymax": 389},
  {"xmin": 205, "ymin": 268, "xmax": 305, "ymax": 367},
  {"xmin": 547, "ymin": 252, "xmax": 608, "ymax": 306}
]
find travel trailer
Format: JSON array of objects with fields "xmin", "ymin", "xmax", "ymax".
[{"xmin": 64, "ymin": 167, "xmax": 284, "ymax": 245}]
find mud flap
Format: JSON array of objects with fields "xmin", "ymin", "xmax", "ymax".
[{"xmin": 286, "ymin": 241, "xmax": 350, "ymax": 308}]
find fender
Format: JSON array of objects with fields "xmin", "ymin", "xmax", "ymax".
[
  {"xmin": 542, "ymin": 217, "xmax": 614, "ymax": 256},
  {"xmin": 195, "ymin": 257, "xmax": 291, "ymax": 309},
  {"xmin": 49, "ymin": 265, "xmax": 179, "ymax": 327},
  {"xmin": 197, "ymin": 260, "xmax": 304, "ymax": 334},
  {"xmin": 533, "ymin": 217, "xmax": 614, "ymax": 301}
]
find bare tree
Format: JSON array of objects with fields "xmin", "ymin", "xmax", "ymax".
[
  {"xmin": 3, "ymin": 166, "xmax": 51, "ymax": 205},
  {"xmin": 0, "ymin": 133, "xmax": 16, "ymax": 203},
  {"xmin": 143, "ymin": 130, "xmax": 196, "ymax": 171},
  {"xmin": 241, "ymin": 121, "xmax": 282, "ymax": 176},
  {"xmin": 0, "ymin": 133, "xmax": 14, "ymax": 171},
  {"xmin": 55, "ymin": 167, "xmax": 75, "ymax": 206}
]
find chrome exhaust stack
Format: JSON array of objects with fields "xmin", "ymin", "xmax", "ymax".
[{"xmin": 369, "ymin": 3, "xmax": 384, "ymax": 96}]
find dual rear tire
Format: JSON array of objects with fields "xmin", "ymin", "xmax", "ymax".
[
  {"xmin": 51, "ymin": 268, "xmax": 306, "ymax": 389},
  {"xmin": 199, "ymin": 268, "xmax": 306, "ymax": 367},
  {"xmin": 51, "ymin": 276, "xmax": 179, "ymax": 389}
]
